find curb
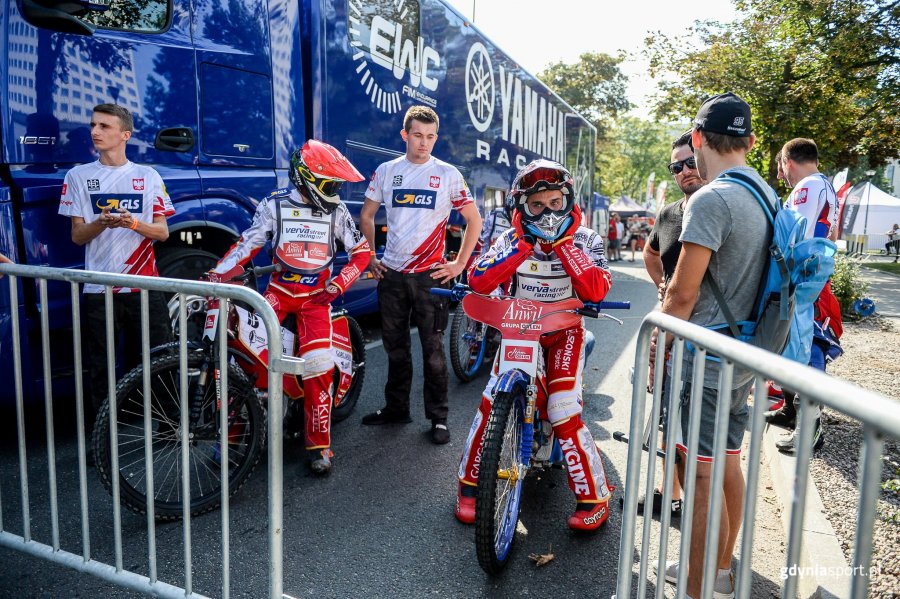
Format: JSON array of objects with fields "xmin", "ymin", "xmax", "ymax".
[{"xmin": 762, "ymin": 424, "xmax": 849, "ymax": 599}]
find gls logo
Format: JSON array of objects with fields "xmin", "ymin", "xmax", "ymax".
[
  {"xmin": 392, "ymin": 189, "xmax": 436, "ymax": 209},
  {"xmin": 90, "ymin": 194, "xmax": 143, "ymax": 214}
]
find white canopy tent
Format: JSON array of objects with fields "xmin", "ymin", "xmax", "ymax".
[
  {"xmin": 840, "ymin": 182, "xmax": 900, "ymax": 250},
  {"xmin": 609, "ymin": 195, "xmax": 653, "ymax": 217}
]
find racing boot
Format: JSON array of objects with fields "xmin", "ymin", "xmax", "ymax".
[
  {"xmin": 568, "ymin": 500, "xmax": 610, "ymax": 531},
  {"xmin": 455, "ymin": 483, "xmax": 476, "ymax": 525},
  {"xmin": 764, "ymin": 390, "xmax": 796, "ymax": 428},
  {"xmin": 307, "ymin": 448, "xmax": 333, "ymax": 476}
]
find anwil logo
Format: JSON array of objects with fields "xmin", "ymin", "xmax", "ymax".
[{"xmin": 347, "ymin": 0, "xmax": 441, "ymax": 114}]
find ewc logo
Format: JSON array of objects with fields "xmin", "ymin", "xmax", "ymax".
[
  {"xmin": 392, "ymin": 189, "xmax": 436, "ymax": 209},
  {"xmin": 347, "ymin": 0, "xmax": 441, "ymax": 114},
  {"xmin": 90, "ymin": 193, "xmax": 143, "ymax": 214}
]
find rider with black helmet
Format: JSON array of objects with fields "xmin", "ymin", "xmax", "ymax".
[
  {"xmin": 455, "ymin": 159, "xmax": 615, "ymax": 531},
  {"xmin": 206, "ymin": 140, "xmax": 370, "ymax": 475}
]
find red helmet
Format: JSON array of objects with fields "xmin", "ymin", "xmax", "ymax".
[{"xmin": 289, "ymin": 140, "xmax": 364, "ymax": 213}]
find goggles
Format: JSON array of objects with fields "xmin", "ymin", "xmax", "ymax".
[
  {"xmin": 667, "ymin": 157, "xmax": 697, "ymax": 175},
  {"xmin": 518, "ymin": 166, "xmax": 570, "ymax": 194},
  {"xmin": 298, "ymin": 163, "xmax": 343, "ymax": 197}
]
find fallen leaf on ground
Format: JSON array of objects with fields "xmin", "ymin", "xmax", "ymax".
[{"xmin": 528, "ymin": 546, "xmax": 554, "ymax": 567}]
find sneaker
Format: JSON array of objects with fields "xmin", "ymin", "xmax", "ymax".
[
  {"xmin": 455, "ymin": 484, "xmax": 476, "ymax": 524},
  {"xmin": 568, "ymin": 501, "xmax": 609, "ymax": 531},
  {"xmin": 655, "ymin": 561, "xmax": 733, "ymax": 599},
  {"xmin": 636, "ymin": 489, "xmax": 683, "ymax": 516},
  {"xmin": 776, "ymin": 418, "xmax": 823, "ymax": 454},
  {"xmin": 308, "ymin": 448, "xmax": 333, "ymax": 476},
  {"xmin": 766, "ymin": 380, "xmax": 784, "ymax": 400},
  {"xmin": 764, "ymin": 405, "xmax": 796, "ymax": 428},
  {"xmin": 361, "ymin": 407, "xmax": 412, "ymax": 425},
  {"xmin": 431, "ymin": 420, "xmax": 450, "ymax": 445}
]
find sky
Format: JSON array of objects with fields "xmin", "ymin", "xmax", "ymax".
[{"xmin": 444, "ymin": 0, "xmax": 738, "ymax": 118}]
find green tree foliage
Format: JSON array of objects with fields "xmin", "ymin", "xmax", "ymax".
[
  {"xmin": 597, "ymin": 117, "xmax": 675, "ymax": 202},
  {"xmin": 646, "ymin": 0, "xmax": 900, "ymax": 187},
  {"xmin": 538, "ymin": 52, "xmax": 631, "ymax": 142}
]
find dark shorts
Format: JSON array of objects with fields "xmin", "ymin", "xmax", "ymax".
[
  {"xmin": 608, "ymin": 239, "xmax": 619, "ymax": 250},
  {"xmin": 663, "ymin": 379, "xmax": 752, "ymax": 462}
]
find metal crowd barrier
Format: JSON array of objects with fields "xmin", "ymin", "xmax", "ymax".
[
  {"xmin": 0, "ymin": 263, "xmax": 297, "ymax": 599},
  {"xmin": 616, "ymin": 312, "xmax": 900, "ymax": 599}
]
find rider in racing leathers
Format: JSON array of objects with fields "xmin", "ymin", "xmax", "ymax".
[
  {"xmin": 455, "ymin": 160, "xmax": 615, "ymax": 531},
  {"xmin": 477, "ymin": 204, "xmax": 512, "ymax": 255},
  {"xmin": 207, "ymin": 140, "xmax": 370, "ymax": 475}
]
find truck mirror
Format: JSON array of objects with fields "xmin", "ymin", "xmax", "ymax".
[{"xmin": 20, "ymin": 0, "xmax": 109, "ymax": 36}]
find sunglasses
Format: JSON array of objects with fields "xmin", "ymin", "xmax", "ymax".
[{"xmin": 668, "ymin": 156, "xmax": 697, "ymax": 175}]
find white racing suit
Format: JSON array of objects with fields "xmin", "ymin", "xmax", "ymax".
[
  {"xmin": 212, "ymin": 188, "xmax": 370, "ymax": 450},
  {"xmin": 457, "ymin": 226, "xmax": 613, "ymax": 506}
]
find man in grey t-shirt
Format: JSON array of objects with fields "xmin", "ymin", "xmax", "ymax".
[{"xmin": 650, "ymin": 93, "xmax": 773, "ymax": 599}]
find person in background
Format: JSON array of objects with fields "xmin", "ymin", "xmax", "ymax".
[
  {"xmin": 607, "ymin": 213, "xmax": 620, "ymax": 261},
  {"xmin": 359, "ymin": 105, "xmax": 482, "ymax": 444},
  {"xmin": 765, "ymin": 138, "xmax": 842, "ymax": 454},
  {"xmin": 885, "ymin": 223, "xmax": 900, "ymax": 261},
  {"xmin": 640, "ymin": 130, "xmax": 707, "ymax": 517},
  {"xmin": 58, "ymin": 103, "xmax": 173, "ymax": 422}
]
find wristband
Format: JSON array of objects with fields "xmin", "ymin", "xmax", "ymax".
[
  {"xmin": 129, "ymin": 219, "xmax": 139, "ymax": 231},
  {"xmin": 370, "ymin": 250, "xmax": 376, "ymax": 257}
]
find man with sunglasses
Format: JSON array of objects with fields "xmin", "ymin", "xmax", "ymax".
[
  {"xmin": 640, "ymin": 130, "xmax": 706, "ymax": 518},
  {"xmin": 205, "ymin": 140, "xmax": 371, "ymax": 476},
  {"xmin": 454, "ymin": 159, "xmax": 614, "ymax": 531}
]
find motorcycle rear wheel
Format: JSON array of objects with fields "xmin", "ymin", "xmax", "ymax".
[{"xmin": 92, "ymin": 351, "xmax": 266, "ymax": 521}]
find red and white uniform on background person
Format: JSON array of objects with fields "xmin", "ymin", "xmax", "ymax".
[
  {"xmin": 58, "ymin": 161, "xmax": 174, "ymax": 293},
  {"xmin": 457, "ymin": 225, "xmax": 614, "ymax": 519},
  {"xmin": 365, "ymin": 156, "xmax": 472, "ymax": 273},
  {"xmin": 211, "ymin": 187, "xmax": 370, "ymax": 451},
  {"xmin": 785, "ymin": 173, "xmax": 838, "ymax": 240}
]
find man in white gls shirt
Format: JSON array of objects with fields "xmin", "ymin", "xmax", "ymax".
[
  {"xmin": 359, "ymin": 106, "xmax": 482, "ymax": 444},
  {"xmin": 58, "ymin": 103, "xmax": 174, "ymax": 418}
]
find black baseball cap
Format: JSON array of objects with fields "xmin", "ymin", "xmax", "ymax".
[{"xmin": 693, "ymin": 92, "xmax": 752, "ymax": 137}]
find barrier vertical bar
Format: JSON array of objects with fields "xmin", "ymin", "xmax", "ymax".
[
  {"xmin": 10, "ymin": 275, "xmax": 31, "ymax": 543},
  {"xmin": 179, "ymin": 294, "xmax": 193, "ymax": 595},
  {"xmin": 699, "ymin": 362, "xmax": 734, "ymax": 599},
  {"xmin": 850, "ymin": 427, "xmax": 884, "ymax": 599},
  {"xmin": 782, "ymin": 395, "xmax": 816, "ymax": 599},
  {"xmin": 219, "ymin": 297, "xmax": 231, "ymax": 599},
  {"xmin": 71, "ymin": 283, "xmax": 91, "ymax": 561},
  {"xmin": 615, "ymin": 322, "xmax": 653, "ymax": 599},
  {"xmin": 655, "ymin": 337, "xmax": 685, "ymax": 599},
  {"xmin": 637, "ymin": 329, "xmax": 666, "ymax": 599},
  {"xmin": 140, "ymin": 290, "xmax": 158, "ymax": 584},
  {"xmin": 39, "ymin": 279, "xmax": 60, "ymax": 551},
  {"xmin": 675, "ymin": 351, "xmax": 707, "ymax": 599},
  {"xmin": 105, "ymin": 287, "xmax": 124, "ymax": 571},
  {"xmin": 736, "ymin": 375, "xmax": 768, "ymax": 598}
]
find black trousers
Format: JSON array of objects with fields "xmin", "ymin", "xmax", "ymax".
[
  {"xmin": 84, "ymin": 291, "xmax": 172, "ymax": 413},
  {"xmin": 377, "ymin": 269, "xmax": 450, "ymax": 421}
]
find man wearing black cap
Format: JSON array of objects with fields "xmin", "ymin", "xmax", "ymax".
[{"xmin": 649, "ymin": 92, "xmax": 777, "ymax": 599}]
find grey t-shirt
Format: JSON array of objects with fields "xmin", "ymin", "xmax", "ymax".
[{"xmin": 677, "ymin": 166, "xmax": 774, "ymax": 388}]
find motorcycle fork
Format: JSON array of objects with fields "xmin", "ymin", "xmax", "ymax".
[{"xmin": 521, "ymin": 383, "xmax": 538, "ymax": 464}]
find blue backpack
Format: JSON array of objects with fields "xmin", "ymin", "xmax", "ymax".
[{"xmin": 705, "ymin": 170, "xmax": 836, "ymax": 361}]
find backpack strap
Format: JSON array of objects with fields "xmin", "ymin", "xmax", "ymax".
[{"xmin": 702, "ymin": 170, "xmax": 786, "ymax": 332}]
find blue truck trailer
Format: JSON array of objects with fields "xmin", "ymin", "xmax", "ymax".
[{"xmin": 0, "ymin": 0, "xmax": 597, "ymax": 404}]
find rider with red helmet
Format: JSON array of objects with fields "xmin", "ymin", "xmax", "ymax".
[
  {"xmin": 207, "ymin": 140, "xmax": 370, "ymax": 475},
  {"xmin": 455, "ymin": 159, "xmax": 615, "ymax": 531}
]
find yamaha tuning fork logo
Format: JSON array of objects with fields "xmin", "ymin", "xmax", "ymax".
[
  {"xmin": 465, "ymin": 42, "xmax": 494, "ymax": 133},
  {"xmin": 347, "ymin": 0, "xmax": 442, "ymax": 114}
]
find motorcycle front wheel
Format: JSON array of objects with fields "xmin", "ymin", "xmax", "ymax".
[
  {"xmin": 93, "ymin": 351, "xmax": 266, "ymax": 521},
  {"xmin": 475, "ymin": 388, "xmax": 527, "ymax": 574}
]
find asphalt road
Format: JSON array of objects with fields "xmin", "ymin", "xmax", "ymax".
[{"xmin": 0, "ymin": 261, "xmax": 667, "ymax": 599}]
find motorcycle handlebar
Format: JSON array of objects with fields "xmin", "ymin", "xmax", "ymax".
[
  {"xmin": 591, "ymin": 300, "xmax": 631, "ymax": 310},
  {"xmin": 234, "ymin": 263, "xmax": 281, "ymax": 281}
]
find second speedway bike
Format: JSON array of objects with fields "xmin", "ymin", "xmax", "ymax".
[
  {"xmin": 434, "ymin": 284, "xmax": 628, "ymax": 574},
  {"xmin": 92, "ymin": 264, "xmax": 366, "ymax": 520}
]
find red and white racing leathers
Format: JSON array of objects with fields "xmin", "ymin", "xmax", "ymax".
[
  {"xmin": 458, "ymin": 226, "xmax": 613, "ymax": 506},
  {"xmin": 212, "ymin": 188, "xmax": 370, "ymax": 450}
]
